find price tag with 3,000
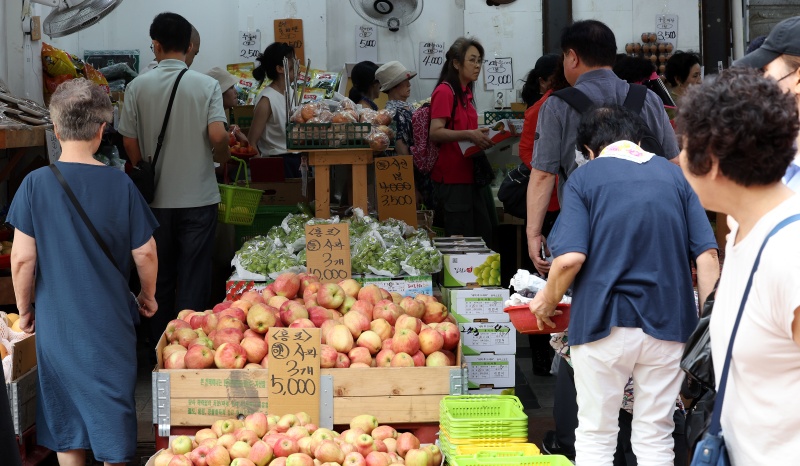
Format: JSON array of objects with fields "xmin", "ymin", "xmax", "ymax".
[{"xmin": 268, "ymin": 328, "xmax": 321, "ymax": 424}]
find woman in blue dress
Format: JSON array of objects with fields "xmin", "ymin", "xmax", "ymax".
[{"xmin": 8, "ymin": 78, "xmax": 159, "ymax": 466}]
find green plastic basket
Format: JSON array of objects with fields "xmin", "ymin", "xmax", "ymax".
[
  {"xmin": 218, "ymin": 157, "xmax": 263, "ymax": 226},
  {"xmin": 483, "ymin": 111, "xmax": 525, "ymax": 125},
  {"xmin": 234, "ymin": 205, "xmax": 299, "ymax": 249},
  {"xmin": 441, "ymin": 395, "xmax": 528, "ymax": 424},
  {"xmin": 450, "ymin": 454, "xmax": 572, "ymax": 466}
]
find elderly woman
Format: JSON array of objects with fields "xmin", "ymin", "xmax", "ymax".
[
  {"xmin": 677, "ymin": 67, "xmax": 800, "ymax": 465},
  {"xmin": 8, "ymin": 78, "xmax": 158, "ymax": 466},
  {"xmin": 376, "ymin": 61, "xmax": 417, "ymax": 156},
  {"xmin": 528, "ymin": 104, "xmax": 718, "ymax": 465}
]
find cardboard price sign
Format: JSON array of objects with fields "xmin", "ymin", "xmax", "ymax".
[
  {"xmin": 239, "ymin": 30, "xmax": 262, "ymax": 61},
  {"xmin": 375, "ymin": 155, "xmax": 417, "ymax": 226},
  {"xmin": 268, "ymin": 328, "xmax": 321, "ymax": 424},
  {"xmin": 274, "ymin": 19, "xmax": 305, "ymax": 63},
  {"xmin": 656, "ymin": 14, "xmax": 678, "ymax": 48},
  {"xmin": 419, "ymin": 42, "xmax": 445, "ymax": 79},
  {"xmin": 483, "ymin": 57, "xmax": 513, "ymax": 90},
  {"xmin": 305, "ymin": 223, "xmax": 351, "ymax": 281}
]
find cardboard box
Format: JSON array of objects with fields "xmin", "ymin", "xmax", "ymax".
[
  {"xmin": 356, "ymin": 275, "xmax": 434, "ymax": 297},
  {"xmin": 459, "ymin": 321, "xmax": 516, "ymax": 355},
  {"xmin": 433, "ymin": 237, "xmax": 485, "ymax": 247},
  {"xmin": 443, "ymin": 287, "xmax": 510, "ymax": 323},
  {"xmin": 468, "ymin": 387, "xmax": 515, "ymax": 395},
  {"xmin": 250, "ymin": 179, "xmax": 314, "ymax": 205},
  {"xmin": 464, "ymin": 354, "xmax": 515, "ymax": 389},
  {"xmin": 230, "ymin": 105, "xmax": 254, "ymax": 128},
  {"xmin": 440, "ymin": 249, "xmax": 501, "ymax": 287},
  {"xmin": 5, "ymin": 334, "xmax": 37, "ymax": 436},
  {"xmin": 153, "ymin": 333, "xmax": 464, "ymax": 427}
]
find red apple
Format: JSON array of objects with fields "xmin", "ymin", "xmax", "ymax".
[
  {"xmin": 273, "ymin": 438, "xmax": 300, "ymax": 457},
  {"xmin": 315, "ymin": 440, "xmax": 345, "ymax": 464},
  {"xmin": 241, "ymin": 336, "xmax": 269, "ymax": 364},
  {"xmin": 411, "ymin": 351, "xmax": 425, "ymax": 367},
  {"xmin": 268, "ymin": 296, "xmax": 290, "ymax": 310},
  {"xmin": 356, "ymin": 331, "xmax": 382, "ymax": 354},
  {"xmin": 390, "ymin": 352, "xmax": 414, "ymax": 367},
  {"xmin": 308, "ymin": 306, "xmax": 336, "ymax": 328},
  {"xmin": 418, "ymin": 328, "xmax": 444, "ymax": 355},
  {"xmin": 174, "ymin": 327, "xmax": 200, "ymax": 348},
  {"xmin": 320, "ymin": 344, "xmax": 338, "ymax": 368},
  {"xmin": 398, "ymin": 297, "xmax": 425, "ymax": 319},
  {"xmin": 317, "ymin": 283, "xmax": 346, "ymax": 310},
  {"xmin": 289, "ymin": 318, "xmax": 315, "ymax": 329},
  {"xmin": 343, "ymin": 452, "xmax": 366, "ymax": 466},
  {"xmin": 374, "ymin": 349, "xmax": 395, "ymax": 367},
  {"xmin": 202, "ymin": 314, "xmax": 220, "ymax": 334},
  {"xmin": 212, "ymin": 419, "xmax": 237, "ymax": 437},
  {"xmin": 248, "ymin": 440, "xmax": 273, "ymax": 466},
  {"xmin": 185, "ymin": 345, "xmax": 215, "ymax": 369},
  {"xmin": 214, "ymin": 342, "xmax": 248, "ymax": 369},
  {"xmin": 350, "ymin": 300, "xmax": 374, "ymax": 320},
  {"xmin": 338, "ymin": 279, "xmax": 362, "ymax": 298},
  {"xmin": 320, "ymin": 320, "xmax": 339, "ymax": 344},
  {"xmin": 285, "ymin": 453, "xmax": 314, "ymax": 466},
  {"xmin": 246, "ymin": 304, "xmax": 278, "ymax": 334},
  {"xmin": 338, "ymin": 296, "xmax": 357, "ymax": 315},
  {"xmin": 372, "ymin": 300, "xmax": 401, "ymax": 326},
  {"xmin": 327, "ymin": 324, "xmax": 355, "ymax": 353},
  {"xmin": 422, "ymin": 302, "xmax": 447, "ymax": 325},
  {"xmin": 425, "ymin": 351, "xmax": 451, "ymax": 367},
  {"xmin": 364, "ymin": 451, "xmax": 388, "ymax": 466},
  {"xmin": 177, "ymin": 309, "xmax": 195, "ymax": 321},
  {"xmin": 394, "ymin": 315, "xmax": 422, "ymax": 334},
  {"xmin": 230, "ymin": 441, "xmax": 252, "ymax": 459},
  {"xmin": 280, "ymin": 301, "xmax": 309, "ymax": 326},
  {"xmin": 392, "ymin": 329, "xmax": 420, "ymax": 355},
  {"xmin": 395, "ymin": 433, "xmax": 420, "ymax": 458},
  {"xmin": 164, "ymin": 348, "xmax": 187, "ymax": 369},
  {"xmin": 440, "ymin": 349, "xmax": 456, "ymax": 365},
  {"xmin": 335, "ymin": 352, "xmax": 351, "ymax": 368},
  {"xmin": 219, "ymin": 307, "xmax": 247, "ymax": 323},
  {"xmin": 168, "ymin": 454, "xmax": 193, "ymax": 466},
  {"xmin": 213, "ymin": 327, "xmax": 244, "ymax": 349},
  {"xmin": 369, "ymin": 319, "xmax": 393, "ymax": 341},
  {"xmin": 343, "ymin": 311, "xmax": 370, "ymax": 339},
  {"xmin": 403, "ymin": 449, "xmax": 430, "ymax": 466},
  {"xmin": 213, "ymin": 301, "xmax": 234, "ymax": 313},
  {"xmin": 166, "ymin": 319, "xmax": 192, "ymax": 342},
  {"xmin": 348, "ymin": 347, "xmax": 373, "ymax": 366},
  {"xmin": 371, "ymin": 426, "xmax": 397, "ymax": 442},
  {"xmin": 357, "ymin": 285, "xmax": 383, "ymax": 305},
  {"xmin": 274, "ymin": 273, "xmax": 301, "ymax": 299},
  {"xmin": 206, "ymin": 445, "xmax": 231, "ymax": 466},
  {"xmin": 436, "ymin": 322, "xmax": 460, "ymax": 350}
]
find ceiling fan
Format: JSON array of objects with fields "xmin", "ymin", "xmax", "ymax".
[
  {"xmin": 350, "ymin": 0, "xmax": 424, "ymax": 32},
  {"xmin": 29, "ymin": 0, "xmax": 124, "ymax": 38}
]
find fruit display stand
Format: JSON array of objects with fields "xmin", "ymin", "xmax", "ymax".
[
  {"xmin": 306, "ymin": 148, "xmax": 373, "ymax": 218},
  {"xmin": 152, "ymin": 333, "xmax": 467, "ymax": 449}
]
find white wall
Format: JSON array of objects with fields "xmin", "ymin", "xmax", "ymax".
[
  {"xmin": 1, "ymin": 0, "xmax": 701, "ymax": 109},
  {"xmin": 573, "ymin": 0, "xmax": 701, "ymax": 52}
]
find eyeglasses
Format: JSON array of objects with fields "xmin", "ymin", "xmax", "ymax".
[
  {"xmin": 776, "ymin": 69, "xmax": 797, "ymax": 83},
  {"xmin": 466, "ymin": 57, "xmax": 483, "ymax": 66}
]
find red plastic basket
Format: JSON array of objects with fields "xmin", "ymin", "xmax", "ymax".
[{"xmin": 504, "ymin": 303, "xmax": 570, "ymax": 334}]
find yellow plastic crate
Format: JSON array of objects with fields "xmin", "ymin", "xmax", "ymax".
[
  {"xmin": 455, "ymin": 444, "xmax": 542, "ymax": 457},
  {"xmin": 450, "ymin": 453, "xmax": 572, "ymax": 466}
]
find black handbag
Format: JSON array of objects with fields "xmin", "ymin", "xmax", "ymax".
[
  {"xmin": 472, "ymin": 152, "xmax": 495, "ymax": 188},
  {"xmin": 497, "ymin": 163, "xmax": 530, "ymax": 218},
  {"xmin": 680, "ymin": 285, "xmax": 717, "ymax": 391},
  {"xmin": 129, "ymin": 68, "xmax": 187, "ymax": 203}
]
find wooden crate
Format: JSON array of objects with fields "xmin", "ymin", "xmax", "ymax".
[
  {"xmin": 5, "ymin": 334, "xmax": 38, "ymax": 436},
  {"xmin": 153, "ymin": 333, "xmax": 465, "ymax": 429}
]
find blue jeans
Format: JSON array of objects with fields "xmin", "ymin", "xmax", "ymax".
[{"xmin": 147, "ymin": 204, "xmax": 217, "ymax": 343}]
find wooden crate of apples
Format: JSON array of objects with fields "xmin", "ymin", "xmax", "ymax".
[
  {"xmin": 155, "ymin": 272, "xmax": 462, "ymax": 426},
  {"xmin": 149, "ymin": 411, "xmax": 441, "ymax": 466}
]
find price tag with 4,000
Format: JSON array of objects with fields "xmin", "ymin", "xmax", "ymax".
[
  {"xmin": 374, "ymin": 155, "xmax": 417, "ymax": 226},
  {"xmin": 268, "ymin": 328, "xmax": 321, "ymax": 424}
]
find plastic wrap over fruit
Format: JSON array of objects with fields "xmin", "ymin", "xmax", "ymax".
[
  {"xmin": 400, "ymin": 245, "xmax": 443, "ymax": 276},
  {"xmin": 367, "ymin": 243, "xmax": 407, "ymax": 277}
]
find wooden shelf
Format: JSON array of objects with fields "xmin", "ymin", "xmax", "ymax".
[
  {"xmin": 0, "ymin": 127, "xmax": 46, "ymax": 150},
  {"xmin": 306, "ymin": 148, "xmax": 374, "ymax": 218}
]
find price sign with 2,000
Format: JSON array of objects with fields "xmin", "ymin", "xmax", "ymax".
[
  {"xmin": 268, "ymin": 328, "xmax": 321, "ymax": 423},
  {"xmin": 305, "ymin": 223, "xmax": 351, "ymax": 282}
]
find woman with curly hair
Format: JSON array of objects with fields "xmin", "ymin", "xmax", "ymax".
[{"xmin": 677, "ymin": 66, "xmax": 800, "ymax": 465}]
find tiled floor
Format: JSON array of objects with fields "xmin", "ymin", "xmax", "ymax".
[{"xmin": 129, "ymin": 337, "xmax": 557, "ymax": 466}]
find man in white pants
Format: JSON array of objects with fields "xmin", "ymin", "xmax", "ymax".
[{"xmin": 529, "ymin": 105, "xmax": 719, "ymax": 465}]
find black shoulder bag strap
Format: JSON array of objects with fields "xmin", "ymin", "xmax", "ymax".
[
  {"xmin": 442, "ymin": 82, "xmax": 459, "ymax": 129},
  {"xmin": 622, "ymin": 83, "xmax": 648, "ymax": 114},
  {"xmin": 49, "ymin": 164, "xmax": 120, "ymax": 272},
  {"xmin": 552, "ymin": 87, "xmax": 595, "ymax": 114},
  {"xmin": 151, "ymin": 68, "xmax": 188, "ymax": 167}
]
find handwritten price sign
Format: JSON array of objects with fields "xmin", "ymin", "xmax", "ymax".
[
  {"xmin": 656, "ymin": 14, "xmax": 678, "ymax": 48},
  {"xmin": 268, "ymin": 328, "xmax": 320, "ymax": 423},
  {"xmin": 274, "ymin": 18, "xmax": 305, "ymax": 62},
  {"xmin": 305, "ymin": 223, "xmax": 351, "ymax": 282},
  {"xmin": 356, "ymin": 25, "xmax": 378, "ymax": 62},
  {"xmin": 239, "ymin": 30, "xmax": 261, "ymax": 61},
  {"xmin": 375, "ymin": 155, "xmax": 417, "ymax": 226},
  {"xmin": 419, "ymin": 42, "xmax": 445, "ymax": 79},
  {"xmin": 483, "ymin": 57, "xmax": 513, "ymax": 90}
]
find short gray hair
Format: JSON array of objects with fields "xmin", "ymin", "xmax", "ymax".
[{"xmin": 48, "ymin": 78, "xmax": 112, "ymax": 141}]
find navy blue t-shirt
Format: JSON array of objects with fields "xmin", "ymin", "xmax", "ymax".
[{"xmin": 549, "ymin": 155, "xmax": 717, "ymax": 345}]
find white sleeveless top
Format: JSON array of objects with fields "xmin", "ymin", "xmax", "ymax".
[{"xmin": 254, "ymin": 86, "xmax": 289, "ymax": 156}]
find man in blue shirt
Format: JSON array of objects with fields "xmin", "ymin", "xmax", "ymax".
[{"xmin": 529, "ymin": 105, "xmax": 719, "ymax": 466}]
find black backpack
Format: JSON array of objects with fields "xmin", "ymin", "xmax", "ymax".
[{"xmin": 552, "ymin": 84, "xmax": 667, "ymax": 157}]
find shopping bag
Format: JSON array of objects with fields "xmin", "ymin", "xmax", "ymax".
[{"xmin": 690, "ymin": 432, "xmax": 730, "ymax": 466}]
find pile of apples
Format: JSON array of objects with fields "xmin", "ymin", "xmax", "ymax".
[
  {"xmin": 152, "ymin": 412, "xmax": 441, "ymax": 466},
  {"xmin": 161, "ymin": 272, "xmax": 460, "ymax": 370}
]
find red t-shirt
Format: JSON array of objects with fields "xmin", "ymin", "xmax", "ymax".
[
  {"xmin": 518, "ymin": 90, "xmax": 560, "ymax": 211},
  {"xmin": 430, "ymin": 83, "xmax": 477, "ymax": 184}
]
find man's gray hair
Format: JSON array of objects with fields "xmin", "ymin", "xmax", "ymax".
[{"xmin": 48, "ymin": 78, "xmax": 112, "ymax": 141}]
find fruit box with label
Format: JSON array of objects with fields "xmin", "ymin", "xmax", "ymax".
[
  {"xmin": 153, "ymin": 332, "xmax": 466, "ymax": 432},
  {"xmin": 439, "ymin": 248, "xmax": 501, "ymax": 287},
  {"xmin": 442, "ymin": 287, "xmax": 510, "ymax": 323},
  {"xmin": 5, "ymin": 334, "xmax": 37, "ymax": 437},
  {"xmin": 458, "ymin": 321, "xmax": 516, "ymax": 355},
  {"xmin": 225, "ymin": 274, "xmax": 272, "ymax": 301},
  {"xmin": 463, "ymin": 354, "xmax": 516, "ymax": 389},
  {"xmin": 356, "ymin": 274, "xmax": 434, "ymax": 297}
]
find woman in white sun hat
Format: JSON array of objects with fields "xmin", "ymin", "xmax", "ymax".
[{"xmin": 376, "ymin": 61, "xmax": 417, "ymax": 156}]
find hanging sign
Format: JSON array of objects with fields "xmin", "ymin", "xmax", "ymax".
[
  {"xmin": 483, "ymin": 57, "xmax": 513, "ymax": 90},
  {"xmin": 239, "ymin": 30, "xmax": 262, "ymax": 61},
  {"xmin": 419, "ymin": 42, "xmax": 445, "ymax": 79},
  {"xmin": 274, "ymin": 19, "xmax": 305, "ymax": 63},
  {"xmin": 656, "ymin": 14, "xmax": 678, "ymax": 48},
  {"xmin": 356, "ymin": 25, "xmax": 378, "ymax": 62},
  {"xmin": 305, "ymin": 223, "xmax": 351, "ymax": 282},
  {"xmin": 267, "ymin": 328, "xmax": 321, "ymax": 424},
  {"xmin": 375, "ymin": 155, "xmax": 417, "ymax": 226}
]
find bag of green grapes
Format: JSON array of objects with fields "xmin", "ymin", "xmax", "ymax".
[
  {"xmin": 400, "ymin": 245, "xmax": 443, "ymax": 276},
  {"xmin": 233, "ymin": 236, "xmax": 276, "ymax": 280}
]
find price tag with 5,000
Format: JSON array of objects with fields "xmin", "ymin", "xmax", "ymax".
[{"xmin": 268, "ymin": 327, "xmax": 321, "ymax": 424}]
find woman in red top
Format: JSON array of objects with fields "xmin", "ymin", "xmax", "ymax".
[{"xmin": 429, "ymin": 37, "xmax": 494, "ymax": 243}]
